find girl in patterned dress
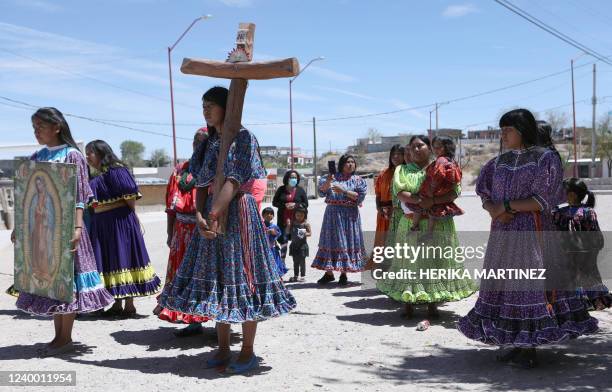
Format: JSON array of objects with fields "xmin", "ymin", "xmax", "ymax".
[
  {"xmin": 14, "ymin": 107, "xmax": 114, "ymax": 357},
  {"xmin": 312, "ymin": 154, "xmax": 367, "ymax": 286},
  {"xmin": 86, "ymin": 140, "xmax": 161, "ymax": 317},
  {"xmin": 553, "ymin": 178, "xmax": 610, "ymax": 311},
  {"xmin": 159, "ymin": 86, "xmax": 296, "ymax": 374}
]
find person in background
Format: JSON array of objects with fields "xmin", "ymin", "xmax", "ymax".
[
  {"xmin": 272, "ymin": 170, "xmax": 308, "ymax": 261},
  {"xmin": 312, "ymin": 154, "xmax": 367, "ymax": 286},
  {"xmin": 155, "ymin": 128, "xmax": 209, "ymax": 336},
  {"xmin": 288, "ymin": 205, "xmax": 311, "ymax": 283}
]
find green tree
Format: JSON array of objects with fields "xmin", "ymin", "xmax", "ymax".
[
  {"xmin": 120, "ymin": 140, "xmax": 145, "ymax": 168},
  {"xmin": 148, "ymin": 149, "xmax": 171, "ymax": 168}
]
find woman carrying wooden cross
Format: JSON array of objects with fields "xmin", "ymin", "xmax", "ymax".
[{"xmin": 159, "ymin": 86, "xmax": 296, "ymax": 374}]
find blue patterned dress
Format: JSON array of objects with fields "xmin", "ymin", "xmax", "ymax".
[
  {"xmin": 311, "ymin": 173, "xmax": 367, "ymax": 272},
  {"xmin": 16, "ymin": 145, "xmax": 115, "ymax": 315},
  {"xmin": 159, "ymin": 129, "xmax": 296, "ymax": 323},
  {"xmin": 457, "ymin": 147, "xmax": 598, "ymax": 346}
]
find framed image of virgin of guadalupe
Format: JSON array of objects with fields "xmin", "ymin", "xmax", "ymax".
[{"xmin": 13, "ymin": 160, "xmax": 76, "ymax": 303}]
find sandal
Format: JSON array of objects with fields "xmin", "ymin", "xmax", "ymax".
[
  {"xmin": 174, "ymin": 324, "xmax": 204, "ymax": 338},
  {"xmin": 225, "ymin": 355, "xmax": 258, "ymax": 374},
  {"xmin": 317, "ymin": 273, "xmax": 335, "ymax": 285}
]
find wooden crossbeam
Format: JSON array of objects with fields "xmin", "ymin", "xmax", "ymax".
[{"xmin": 181, "ymin": 58, "xmax": 299, "ymax": 80}]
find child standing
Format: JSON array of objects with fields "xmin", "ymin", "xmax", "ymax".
[
  {"xmin": 262, "ymin": 207, "xmax": 288, "ymax": 276},
  {"xmin": 553, "ymin": 178, "xmax": 610, "ymax": 311},
  {"xmin": 288, "ymin": 206, "xmax": 311, "ymax": 282},
  {"xmin": 408, "ymin": 136, "xmax": 463, "ymax": 238}
]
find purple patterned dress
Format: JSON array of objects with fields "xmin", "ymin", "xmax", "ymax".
[
  {"xmin": 311, "ymin": 173, "xmax": 367, "ymax": 272},
  {"xmin": 457, "ymin": 147, "xmax": 598, "ymax": 346},
  {"xmin": 553, "ymin": 205, "xmax": 611, "ymax": 309},
  {"xmin": 159, "ymin": 129, "xmax": 296, "ymax": 323},
  {"xmin": 89, "ymin": 166, "xmax": 161, "ymax": 298},
  {"xmin": 16, "ymin": 145, "xmax": 115, "ymax": 315}
]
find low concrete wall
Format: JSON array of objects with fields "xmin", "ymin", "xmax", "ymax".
[{"xmin": 138, "ymin": 184, "xmax": 167, "ymax": 206}]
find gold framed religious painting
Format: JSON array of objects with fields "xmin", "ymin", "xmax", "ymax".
[{"xmin": 13, "ymin": 160, "xmax": 76, "ymax": 303}]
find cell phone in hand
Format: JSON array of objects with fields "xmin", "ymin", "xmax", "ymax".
[{"xmin": 328, "ymin": 160, "xmax": 336, "ymax": 175}]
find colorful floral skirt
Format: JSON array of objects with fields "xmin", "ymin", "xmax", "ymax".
[
  {"xmin": 159, "ymin": 193, "xmax": 296, "ymax": 324},
  {"xmin": 158, "ymin": 216, "xmax": 208, "ymax": 324},
  {"xmin": 311, "ymin": 204, "xmax": 366, "ymax": 272},
  {"xmin": 90, "ymin": 206, "xmax": 161, "ymax": 298}
]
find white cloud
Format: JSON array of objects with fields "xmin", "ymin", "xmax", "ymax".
[
  {"xmin": 307, "ymin": 65, "xmax": 355, "ymax": 83},
  {"xmin": 442, "ymin": 4, "xmax": 479, "ymax": 18},
  {"xmin": 312, "ymin": 85, "xmax": 374, "ymax": 100}
]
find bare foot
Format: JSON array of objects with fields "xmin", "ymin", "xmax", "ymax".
[
  {"xmin": 236, "ymin": 348, "xmax": 254, "ymax": 363},
  {"xmin": 213, "ymin": 348, "xmax": 232, "ymax": 361},
  {"xmin": 49, "ymin": 338, "xmax": 72, "ymax": 349}
]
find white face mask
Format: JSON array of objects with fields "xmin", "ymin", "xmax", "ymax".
[{"xmin": 288, "ymin": 178, "xmax": 298, "ymax": 187}]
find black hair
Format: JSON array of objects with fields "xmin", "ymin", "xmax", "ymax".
[
  {"xmin": 283, "ymin": 170, "xmax": 301, "ymax": 186},
  {"xmin": 388, "ymin": 144, "xmax": 405, "ymax": 169},
  {"xmin": 409, "ymin": 134, "xmax": 432, "ymax": 149},
  {"xmin": 563, "ymin": 177, "xmax": 595, "ymax": 207},
  {"xmin": 294, "ymin": 205, "xmax": 308, "ymax": 219},
  {"xmin": 201, "ymin": 86, "xmax": 229, "ymax": 140},
  {"xmin": 536, "ymin": 120, "xmax": 562, "ymax": 163},
  {"xmin": 432, "ymin": 136, "xmax": 456, "ymax": 160},
  {"xmin": 85, "ymin": 139, "xmax": 127, "ymax": 168},
  {"xmin": 262, "ymin": 207, "xmax": 275, "ymax": 216},
  {"xmin": 31, "ymin": 107, "xmax": 79, "ymax": 150},
  {"xmin": 338, "ymin": 154, "xmax": 357, "ymax": 174},
  {"xmin": 499, "ymin": 108, "xmax": 538, "ymax": 148}
]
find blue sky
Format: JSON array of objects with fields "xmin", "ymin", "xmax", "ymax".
[{"xmin": 1, "ymin": 0, "xmax": 611, "ymax": 160}]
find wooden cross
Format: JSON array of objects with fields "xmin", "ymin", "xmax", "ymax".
[{"xmin": 181, "ymin": 23, "xmax": 299, "ymax": 233}]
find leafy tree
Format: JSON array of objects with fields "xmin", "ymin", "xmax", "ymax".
[
  {"xmin": 120, "ymin": 140, "xmax": 145, "ymax": 168},
  {"xmin": 148, "ymin": 148, "xmax": 171, "ymax": 168}
]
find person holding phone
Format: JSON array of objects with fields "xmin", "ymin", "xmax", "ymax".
[{"xmin": 312, "ymin": 154, "xmax": 367, "ymax": 286}]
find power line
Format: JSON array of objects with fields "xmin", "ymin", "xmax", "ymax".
[
  {"xmin": 0, "ymin": 96, "xmax": 192, "ymax": 140},
  {"xmin": 494, "ymin": 0, "xmax": 612, "ymax": 66},
  {"xmin": 458, "ymin": 96, "xmax": 612, "ymax": 129},
  {"xmin": 66, "ymin": 62, "xmax": 596, "ymax": 127},
  {"xmin": 0, "ymin": 48, "xmax": 199, "ymax": 109}
]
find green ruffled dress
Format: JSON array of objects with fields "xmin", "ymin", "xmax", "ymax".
[{"xmin": 376, "ymin": 162, "xmax": 476, "ymax": 303}]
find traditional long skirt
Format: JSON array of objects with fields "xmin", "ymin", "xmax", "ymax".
[{"xmin": 159, "ymin": 192, "xmax": 296, "ymax": 323}]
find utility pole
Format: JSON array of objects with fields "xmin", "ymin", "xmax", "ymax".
[
  {"xmin": 571, "ymin": 59, "xmax": 578, "ymax": 177},
  {"xmin": 592, "ymin": 63, "xmax": 597, "ymax": 178},
  {"xmin": 312, "ymin": 116, "xmax": 318, "ymax": 199},
  {"xmin": 435, "ymin": 102, "xmax": 439, "ymax": 131}
]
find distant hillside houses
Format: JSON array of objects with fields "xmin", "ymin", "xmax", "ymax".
[{"xmin": 259, "ymin": 146, "xmax": 314, "ymax": 165}]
